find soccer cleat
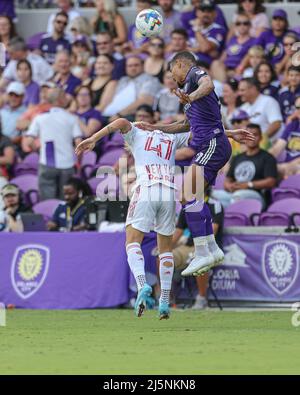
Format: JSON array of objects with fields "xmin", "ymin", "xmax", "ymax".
[
  {"xmin": 193, "ymin": 248, "xmax": 224, "ymax": 277},
  {"xmin": 181, "ymin": 254, "xmax": 214, "ymax": 277},
  {"xmin": 159, "ymin": 302, "xmax": 170, "ymax": 320},
  {"xmin": 134, "ymin": 284, "xmax": 152, "ymax": 317}
]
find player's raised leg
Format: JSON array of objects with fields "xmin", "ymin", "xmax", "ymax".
[{"xmin": 126, "ymin": 225, "xmax": 152, "ymax": 317}]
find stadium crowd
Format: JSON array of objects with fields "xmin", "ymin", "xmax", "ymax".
[{"xmin": 0, "ymin": 0, "xmax": 300, "ymax": 307}]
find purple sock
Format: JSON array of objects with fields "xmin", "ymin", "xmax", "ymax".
[{"xmin": 184, "ymin": 200, "xmax": 206, "ymax": 238}]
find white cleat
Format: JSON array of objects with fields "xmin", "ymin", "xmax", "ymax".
[
  {"xmin": 181, "ymin": 254, "xmax": 214, "ymax": 277},
  {"xmin": 193, "ymin": 248, "xmax": 224, "ymax": 276}
]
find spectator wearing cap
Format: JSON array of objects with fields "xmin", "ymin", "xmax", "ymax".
[
  {"xmin": 269, "ymin": 96, "xmax": 300, "ymax": 178},
  {"xmin": 52, "ymin": 50, "xmax": 82, "ymax": 103},
  {"xmin": 74, "ymin": 85, "xmax": 102, "ymax": 138},
  {"xmin": 94, "ymin": 32, "xmax": 125, "ymax": 80},
  {"xmin": 40, "ymin": 11, "xmax": 71, "ymax": 65},
  {"xmin": 16, "ymin": 59, "xmax": 40, "ymax": 107},
  {"xmin": 0, "ymin": 184, "xmax": 31, "ymax": 233},
  {"xmin": 0, "ymin": 127, "xmax": 15, "ymax": 180},
  {"xmin": 278, "ymin": 66, "xmax": 300, "ymax": 122},
  {"xmin": 0, "ymin": 82, "xmax": 27, "ymax": 144},
  {"xmin": 188, "ymin": 0, "xmax": 227, "ymax": 65},
  {"xmin": 0, "ymin": 37, "xmax": 54, "ymax": 90},
  {"xmin": 254, "ymin": 9, "xmax": 290, "ymax": 66},
  {"xmin": 181, "ymin": 0, "xmax": 228, "ymax": 38},
  {"xmin": 220, "ymin": 124, "xmax": 278, "ymax": 209},
  {"xmin": 47, "ymin": 0, "xmax": 81, "ymax": 35},
  {"xmin": 100, "ymin": 55, "xmax": 161, "ymax": 122},
  {"xmin": 239, "ymin": 78, "xmax": 283, "ymax": 146},
  {"xmin": 231, "ymin": 0, "xmax": 269, "ymax": 39},
  {"xmin": 213, "ymin": 12, "xmax": 255, "ymax": 80},
  {"xmin": 23, "ymin": 88, "xmax": 83, "ymax": 201},
  {"xmin": 17, "ymin": 82, "xmax": 55, "ymax": 134},
  {"xmin": 157, "ymin": 0, "xmax": 183, "ymax": 45}
]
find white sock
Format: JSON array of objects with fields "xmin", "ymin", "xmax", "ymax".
[
  {"xmin": 193, "ymin": 236, "xmax": 211, "ymax": 257},
  {"xmin": 159, "ymin": 252, "xmax": 174, "ymax": 305},
  {"xmin": 126, "ymin": 243, "xmax": 146, "ymax": 291},
  {"xmin": 206, "ymin": 234, "xmax": 220, "ymax": 254}
]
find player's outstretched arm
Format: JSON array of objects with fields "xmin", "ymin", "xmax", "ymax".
[
  {"xmin": 225, "ymin": 129, "xmax": 255, "ymax": 144},
  {"xmin": 135, "ymin": 119, "xmax": 190, "ymax": 134},
  {"xmin": 75, "ymin": 118, "xmax": 131, "ymax": 155}
]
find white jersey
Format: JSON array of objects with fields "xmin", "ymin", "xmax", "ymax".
[{"xmin": 123, "ymin": 124, "xmax": 190, "ymax": 189}]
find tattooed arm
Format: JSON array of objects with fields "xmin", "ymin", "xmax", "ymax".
[
  {"xmin": 189, "ymin": 75, "xmax": 214, "ymax": 102},
  {"xmin": 135, "ymin": 118, "xmax": 190, "ymax": 134},
  {"xmin": 75, "ymin": 118, "xmax": 132, "ymax": 155}
]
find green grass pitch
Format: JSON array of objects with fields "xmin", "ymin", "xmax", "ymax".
[{"xmin": 0, "ymin": 309, "xmax": 299, "ymax": 375}]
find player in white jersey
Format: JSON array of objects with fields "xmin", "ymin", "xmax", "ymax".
[{"xmin": 75, "ymin": 118, "xmax": 190, "ymax": 320}]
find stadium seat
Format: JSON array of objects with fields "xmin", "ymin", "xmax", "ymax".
[
  {"xmin": 272, "ymin": 188, "xmax": 300, "ymax": 202},
  {"xmin": 88, "ymin": 176, "xmax": 119, "ymax": 198},
  {"xmin": 80, "ymin": 151, "xmax": 97, "ymax": 180},
  {"xmin": 258, "ymin": 198, "xmax": 300, "ymax": 226},
  {"xmin": 279, "ymin": 175, "xmax": 300, "ymax": 190},
  {"xmin": 213, "ymin": 173, "xmax": 225, "ymax": 190},
  {"xmin": 224, "ymin": 199, "xmax": 263, "ymax": 226},
  {"xmin": 32, "ymin": 199, "xmax": 61, "ymax": 221},
  {"xmin": 97, "ymin": 148, "xmax": 125, "ymax": 167},
  {"xmin": 10, "ymin": 174, "xmax": 39, "ymax": 206},
  {"xmin": 103, "ymin": 132, "xmax": 125, "ymax": 151},
  {"xmin": 13, "ymin": 153, "xmax": 39, "ymax": 177}
]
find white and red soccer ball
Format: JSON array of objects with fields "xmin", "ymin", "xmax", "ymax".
[{"xmin": 135, "ymin": 8, "xmax": 164, "ymax": 38}]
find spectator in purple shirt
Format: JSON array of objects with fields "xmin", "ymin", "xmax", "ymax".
[
  {"xmin": 255, "ymin": 9, "xmax": 291, "ymax": 66},
  {"xmin": 181, "ymin": 0, "xmax": 228, "ymax": 38},
  {"xmin": 158, "ymin": 0, "xmax": 183, "ymax": 45},
  {"xmin": 188, "ymin": 0, "xmax": 227, "ymax": 65},
  {"xmin": 269, "ymin": 96, "xmax": 300, "ymax": 178},
  {"xmin": 40, "ymin": 11, "xmax": 71, "ymax": 65},
  {"xmin": 278, "ymin": 66, "xmax": 300, "ymax": 122},
  {"xmin": 74, "ymin": 85, "xmax": 102, "ymax": 138},
  {"xmin": 275, "ymin": 32, "xmax": 299, "ymax": 84},
  {"xmin": 52, "ymin": 50, "xmax": 82, "ymax": 103},
  {"xmin": 213, "ymin": 12, "xmax": 255, "ymax": 80},
  {"xmin": 0, "ymin": 1, "xmax": 16, "ymax": 21},
  {"xmin": 253, "ymin": 61, "xmax": 280, "ymax": 100},
  {"xmin": 16, "ymin": 59, "xmax": 40, "ymax": 107}
]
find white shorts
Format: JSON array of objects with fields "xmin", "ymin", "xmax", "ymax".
[{"xmin": 126, "ymin": 184, "xmax": 176, "ymax": 236}]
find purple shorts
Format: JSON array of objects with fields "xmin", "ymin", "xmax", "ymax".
[{"xmin": 193, "ymin": 133, "xmax": 232, "ymax": 186}]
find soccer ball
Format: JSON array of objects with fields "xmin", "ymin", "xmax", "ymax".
[{"xmin": 135, "ymin": 8, "xmax": 163, "ymax": 38}]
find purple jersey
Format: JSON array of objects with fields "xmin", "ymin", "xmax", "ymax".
[
  {"xmin": 261, "ymin": 81, "xmax": 280, "ymax": 100},
  {"xmin": 224, "ymin": 36, "xmax": 256, "ymax": 69},
  {"xmin": 181, "ymin": 6, "xmax": 228, "ymax": 38},
  {"xmin": 76, "ymin": 108, "xmax": 102, "ymax": 125},
  {"xmin": 128, "ymin": 24, "xmax": 148, "ymax": 49},
  {"xmin": 24, "ymin": 81, "xmax": 40, "ymax": 107},
  {"xmin": 182, "ymin": 66, "xmax": 224, "ymax": 150},
  {"xmin": 190, "ymin": 23, "xmax": 226, "ymax": 64},
  {"xmin": 281, "ymin": 120, "xmax": 300, "ymax": 162},
  {"xmin": 56, "ymin": 73, "xmax": 81, "ymax": 96},
  {"xmin": 278, "ymin": 85, "xmax": 300, "ymax": 121},
  {"xmin": 0, "ymin": 1, "xmax": 15, "ymax": 20},
  {"xmin": 255, "ymin": 29, "xmax": 287, "ymax": 65},
  {"xmin": 40, "ymin": 34, "xmax": 71, "ymax": 65}
]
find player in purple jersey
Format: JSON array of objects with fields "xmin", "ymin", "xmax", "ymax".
[{"xmin": 137, "ymin": 51, "xmax": 254, "ymax": 277}]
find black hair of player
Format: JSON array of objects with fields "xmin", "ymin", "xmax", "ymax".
[{"xmin": 170, "ymin": 51, "xmax": 197, "ymax": 68}]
